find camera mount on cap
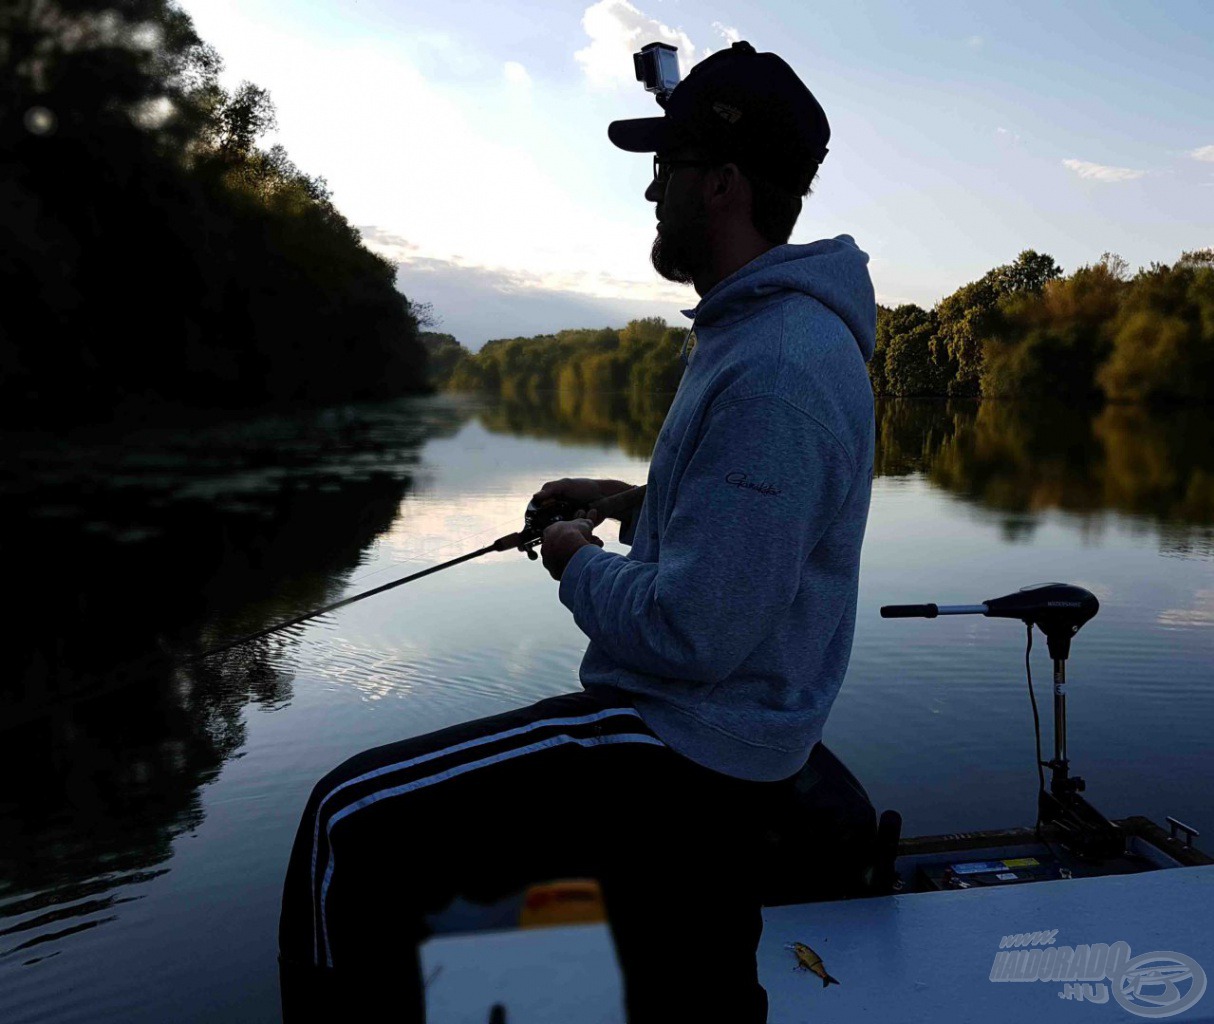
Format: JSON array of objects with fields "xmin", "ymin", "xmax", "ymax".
[{"xmin": 634, "ymin": 42, "xmax": 681, "ymax": 106}]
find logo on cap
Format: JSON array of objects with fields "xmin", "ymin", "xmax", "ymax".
[{"xmin": 712, "ymin": 102, "xmax": 742, "ymax": 124}]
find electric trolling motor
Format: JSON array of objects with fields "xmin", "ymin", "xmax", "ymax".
[{"xmin": 881, "ymin": 583, "xmax": 1124, "ymax": 861}]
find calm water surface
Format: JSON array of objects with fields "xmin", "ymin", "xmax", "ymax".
[{"xmin": 1, "ymin": 394, "xmax": 1211, "ymax": 1023}]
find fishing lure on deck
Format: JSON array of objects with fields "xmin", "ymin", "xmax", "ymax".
[{"xmin": 787, "ymin": 941, "xmax": 840, "ymax": 986}]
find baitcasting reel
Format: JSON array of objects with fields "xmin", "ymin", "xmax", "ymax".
[{"xmin": 515, "ymin": 498, "xmax": 585, "ymax": 560}]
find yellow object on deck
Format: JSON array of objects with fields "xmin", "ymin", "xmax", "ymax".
[
  {"xmin": 519, "ymin": 879, "xmax": 607, "ymax": 929},
  {"xmin": 788, "ymin": 940, "xmax": 840, "ymax": 986}
]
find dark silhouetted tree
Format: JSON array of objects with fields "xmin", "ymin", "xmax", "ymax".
[{"xmin": 1, "ymin": 0, "xmax": 430, "ymax": 422}]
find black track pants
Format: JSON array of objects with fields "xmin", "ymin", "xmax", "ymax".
[{"xmin": 278, "ymin": 690, "xmax": 786, "ymax": 1023}]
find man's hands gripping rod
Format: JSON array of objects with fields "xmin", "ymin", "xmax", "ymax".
[{"xmin": 531, "ymin": 478, "xmax": 643, "ymax": 581}]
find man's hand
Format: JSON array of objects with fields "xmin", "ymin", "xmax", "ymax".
[
  {"xmin": 541, "ymin": 512, "xmax": 604, "ymax": 581},
  {"xmin": 531, "ymin": 478, "xmax": 634, "ymax": 519}
]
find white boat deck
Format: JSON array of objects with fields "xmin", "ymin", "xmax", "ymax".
[{"xmin": 422, "ymin": 865, "xmax": 1214, "ymax": 1023}]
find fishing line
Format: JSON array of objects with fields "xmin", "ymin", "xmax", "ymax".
[
  {"xmin": 1, "ymin": 486, "xmax": 645, "ymax": 734},
  {"xmin": 340, "ymin": 516, "xmax": 523, "ymax": 589}
]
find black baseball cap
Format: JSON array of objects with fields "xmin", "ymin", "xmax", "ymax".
[{"xmin": 608, "ymin": 41, "xmax": 830, "ymax": 197}]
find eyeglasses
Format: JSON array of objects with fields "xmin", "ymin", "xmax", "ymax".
[{"xmin": 653, "ymin": 155, "xmax": 719, "ymax": 186}]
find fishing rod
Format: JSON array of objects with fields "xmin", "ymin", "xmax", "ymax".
[
  {"xmin": 1, "ymin": 485, "xmax": 648, "ymax": 734},
  {"xmin": 177, "ymin": 484, "xmax": 648, "ymax": 668}
]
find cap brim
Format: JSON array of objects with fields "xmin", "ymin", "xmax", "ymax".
[{"xmin": 608, "ymin": 116, "xmax": 676, "ymax": 153}]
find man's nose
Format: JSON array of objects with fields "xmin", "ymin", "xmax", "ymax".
[{"xmin": 645, "ymin": 176, "xmax": 665, "ymax": 204}]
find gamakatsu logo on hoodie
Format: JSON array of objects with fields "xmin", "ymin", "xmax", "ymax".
[{"xmin": 988, "ymin": 930, "xmax": 1207, "ymax": 1017}]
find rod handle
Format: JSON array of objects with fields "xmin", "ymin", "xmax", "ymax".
[
  {"xmin": 591, "ymin": 484, "xmax": 647, "ymax": 520},
  {"xmin": 880, "ymin": 603, "xmax": 939, "ymax": 618}
]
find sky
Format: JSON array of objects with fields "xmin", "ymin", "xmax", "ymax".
[{"xmin": 179, "ymin": 0, "xmax": 1214, "ymax": 350}]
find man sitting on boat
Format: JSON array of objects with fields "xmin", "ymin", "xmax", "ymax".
[{"xmin": 278, "ymin": 40, "xmax": 876, "ymax": 1023}]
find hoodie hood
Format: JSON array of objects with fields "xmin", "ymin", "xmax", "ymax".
[{"xmin": 679, "ymin": 234, "xmax": 876, "ymax": 363}]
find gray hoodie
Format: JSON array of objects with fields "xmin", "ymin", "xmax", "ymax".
[{"xmin": 559, "ymin": 235, "xmax": 876, "ymax": 781}]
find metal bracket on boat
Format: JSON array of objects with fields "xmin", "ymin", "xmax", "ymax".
[
  {"xmin": 1039, "ymin": 786, "xmax": 1124, "ymax": 861},
  {"xmin": 1166, "ymin": 816, "xmax": 1200, "ymax": 849}
]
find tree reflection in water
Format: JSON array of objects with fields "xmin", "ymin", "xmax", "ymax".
[
  {"xmin": 0, "ymin": 396, "xmax": 467, "ymax": 957},
  {"xmin": 1, "ymin": 390, "xmax": 1209, "ymax": 972},
  {"xmin": 480, "ymin": 390, "xmax": 1213, "ymax": 555}
]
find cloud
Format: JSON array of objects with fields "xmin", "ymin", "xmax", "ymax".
[
  {"xmin": 995, "ymin": 126, "xmax": 1022, "ymax": 144},
  {"xmin": 358, "ymin": 227, "xmax": 692, "ymax": 347},
  {"xmin": 966, "ymin": 35, "xmax": 984, "ymax": 48},
  {"xmin": 356, "ymin": 227, "xmax": 419, "ymax": 261},
  {"xmin": 1061, "ymin": 158, "xmax": 1146, "ymax": 183},
  {"xmin": 503, "ymin": 61, "xmax": 532, "ymax": 89},
  {"xmin": 1191, "ymin": 145, "xmax": 1214, "ymax": 162},
  {"xmin": 574, "ymin": 0, "xmax": 700, "ymax": 89},
  {"xmin": 713, "ymin": 22, "xmax": 741, "ymax": 44},
  {"xmin": 186, "ymin": 2, "xmax": 711, "ymax": 339},
  {"xmin": 389, "ymin": 252, "xmax": 691, "ymax": 349}
]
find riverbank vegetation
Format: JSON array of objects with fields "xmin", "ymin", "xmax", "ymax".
[
  {"xmin": 874, "ymin": 249, "xmax": 1214, "ymax": 403},
  {"xmin": 438, "ymin": 317, "xmax": 685, "ymax": 396},
  {"xmin": 432, "ymin": 249, "xmax": 1213, "ymax": 407},
  {"xmin": 2, "ymin": 0, "xmax": 430, "ymax": 424}
]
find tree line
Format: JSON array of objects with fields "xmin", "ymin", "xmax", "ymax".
[
  {"xmin": 873, "ymin": 248, "xmax": 1214, "ymax": 403},
  {"xmin": 1, "ymin": 0, "xmax": 431, "ymax": 424},
  {"xmin": 430, "ymin": 317, "xmax": 685, "ymax": 395},
  {"xmin": 430, "ymin": 249, "xmax": 1213, "ymax": 407}
]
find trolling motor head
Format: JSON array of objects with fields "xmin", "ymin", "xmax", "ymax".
[
  {"xmin": 983, "ymin": 583, "xmax": 1099, "ymax": 661},
  {"xmin": 882, "ymin": 582, "xmax": 1098, "ymax": 660}
]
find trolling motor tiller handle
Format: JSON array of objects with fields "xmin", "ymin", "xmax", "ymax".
[
  {"xmin": 881, "ymin": 583, "xmax": 1121, "ymax": 859},
  {"xmin": 881, "ymin": 582, "xmax": 1098, "ymax": 659},
  {"xmin": 879, "ymin": 603, "xmax": 940, "ymax": 619}
]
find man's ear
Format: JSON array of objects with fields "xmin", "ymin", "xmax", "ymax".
[
  {"xmin": 711, "ymin": 163, "xmax": 749, "ymax": 211},
  {"xmin": 712, "ymin": 163, "xmax": 734, "ymax": 196}
]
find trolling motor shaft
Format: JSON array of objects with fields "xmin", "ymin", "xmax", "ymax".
[{"xmin": 881, "ymin": 583, "xmax": 1122, "ymax": 859}]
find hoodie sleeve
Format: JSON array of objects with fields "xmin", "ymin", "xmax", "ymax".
[{"xmin": 558, "ymin": 394, "xmax": 856, "ymax": 685}]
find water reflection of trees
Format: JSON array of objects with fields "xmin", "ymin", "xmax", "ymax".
[
  {"xmin": 0, "ymin": 396, "xmax": 467, "ymax": 957},
  {"xmin": 4, "ymin": 390, "xmax": 1209, "ymax": 962},
  {"xmin": 478, "ymin": 387, "xmax": 678, "ymax": 460},
  {"xmin": 922, "ymin": 403, "xmax": 1213, "ymax": 551},
  {"xmin": 475, "ymin": 392, "xmax": 1214, "ymax": 553}
]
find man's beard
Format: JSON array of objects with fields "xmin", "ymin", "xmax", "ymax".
[{"xmin": 650, "ymin": 206, "xmax": 710, "ymax": 285}]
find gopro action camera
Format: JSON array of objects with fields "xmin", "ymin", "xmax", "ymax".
[{"xmin": 633, "ymin": 42, "xmax": 680, "ymax": 105}]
